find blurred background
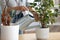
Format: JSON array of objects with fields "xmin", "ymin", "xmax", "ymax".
[{"xmin": 0, "ymin": 0, "xmax": 60, "ymax": 34}]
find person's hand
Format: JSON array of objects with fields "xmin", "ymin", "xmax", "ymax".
[
  {"xmin": 27, "ymin": 7, "xmax": 39, "ymax": 21},
  {"xmin": 27, "ymin": 7, "xmax": 35, "ymax": 12},
  {"xmin": 19, "ymin": 6, "xmax": 28, "ymax": 11}
]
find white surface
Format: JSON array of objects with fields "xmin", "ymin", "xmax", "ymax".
[
  {"xmin": 8, "ymin": 0, "xmax": 18, "ymax": 7},
  {"xmin": 1, "ymin": 25, "xmax": 19, "ymax": 40},
  {"xmin": 19, "ymin": 32, "xmax": 60, "ymax": 40},
  {"xmin": 27, "ymin": 0, "xmax": 34, "ymax": 3},
  {"xmin": 36, "ymin": 28, "xmax": 49, "ymax": 39}
]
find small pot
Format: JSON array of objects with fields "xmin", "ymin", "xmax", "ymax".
[
  {"xmin": 36, "ymin": 27, "xmax": 49, "ymax": 40},
  {"xmin": 1, "ymin": 24, "xmax": 19, "ymax": 40}
]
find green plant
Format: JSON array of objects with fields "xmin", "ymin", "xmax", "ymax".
[
  {"xmin": 30, "ymin": 0, "xmax": 58, "ymax": 28},
  {"xmin": 59, "ymin": 4, "xmax": 60, "ymax": 8}
]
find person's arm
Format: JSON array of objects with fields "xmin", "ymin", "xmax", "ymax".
[
  {"xmin": 7, "ymin": 6, "xmax": 28, "ymax": 13},
  {"xmin": 7, "ymin": 6, "xmax": 39, "ymax": 21}
]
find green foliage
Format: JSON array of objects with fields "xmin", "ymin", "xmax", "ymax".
[
  {"xmin": 59, "ymin": 4, "xmax": 60, "ymax": 8},
  {"xmin": 0, "ymin": 1, "xmax": 2, "ymax": 5},
  {"xmin": 30, "ymin": 0, "xmax": 58, "ymax": 28},
  {"xmin": 34, "ymin": 0, "xmax": 41, "ymax": 2},
  {"xmin": 10, "ymin": 10, "xmax": 16, "ymax": 18},
  {"xmin": 30, "ymin": 3, "xmax": 37, "ymax": 7}
]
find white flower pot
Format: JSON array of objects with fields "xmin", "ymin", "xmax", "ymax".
[
  {"xmin": 36, "ymin": 27, "xmax": 49, "ymax": 40},
  {"xmin": 1, "ymin": 24, "xmax": 19, "ymax": 40}
]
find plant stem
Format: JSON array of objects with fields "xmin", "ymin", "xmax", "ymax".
[{"xmin": 41, "ymin": 22, "xmax": 46, "ymax": 28}]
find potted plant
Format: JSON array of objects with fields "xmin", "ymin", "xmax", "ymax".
[
  {"xmin": 1, "ymin": 0, "xmax": 28, "ymax": 40},
  {"xmin": 29, "ymin": 0, "xmax": 59, "ymax": 40},
  {"xmin": 1, "ymin": 3, "xmax": 20, "ymax": 40}
]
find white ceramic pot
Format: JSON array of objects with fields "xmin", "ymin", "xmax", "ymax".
[
  {"xmin": 1, "ymin": 24, "xmax": 19, "ymax": 40},
  {"xmin": 36, "ymin": 27, "xmax": 49, "ymax": 40}
]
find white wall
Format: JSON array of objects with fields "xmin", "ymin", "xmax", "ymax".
[
  {"xmin": 53, "ymin": 0, "xmax": 59, "ymax": 8},
  {"xmin": 27, "ymin": 0, "xmax": 34, "ymax": 3}
]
